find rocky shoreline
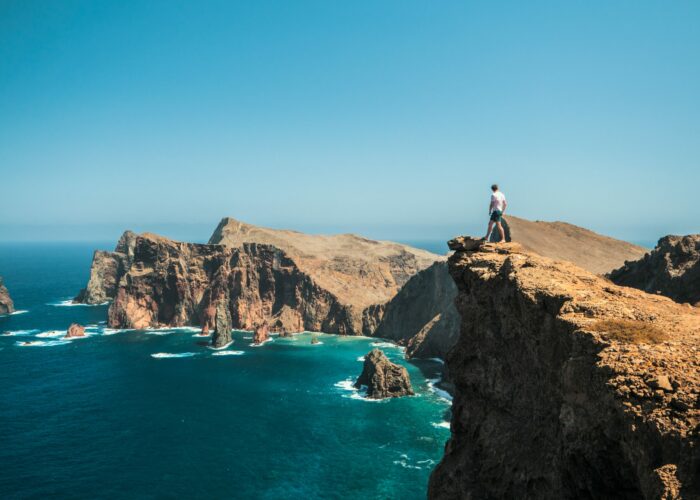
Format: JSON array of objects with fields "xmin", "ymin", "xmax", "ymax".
[{"xmin": 0, "ymin": 276, "xmax": 14, "ymax": 315}]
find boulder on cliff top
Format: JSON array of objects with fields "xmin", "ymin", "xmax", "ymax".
[
  {"xmin": 355, "ymin": 349, "xmax": 414, "ymax": 399},
  {"xmin": 0, "ymin": 277, "xmax": 15, "ymax": 315},
  {"xmin": 65, "ymin": 323, "xmax": 86, "ymax": 338},
  {"xmin": 609, "ymin": 234, "xmax": 700, "ymax": 305}
]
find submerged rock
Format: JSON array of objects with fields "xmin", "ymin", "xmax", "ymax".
[
  {"xmin": 310, "ymin": 334, "xmax": 319, "ymax": 344},
  {"xmin": 609, "ymin": 234, "xmax": 700, "ymax": 305},
  {"xmin": 252, "ymin": 321, "xmax": 269, "ymax": 345},
  {"xmin": 0, "ymin": 277, "xmax": 14, "ymax": 315},
  {"xmin": 355, "ymin": 349, "xmax": 414, "ymax": 399},
  {"xmin": 65, "ymin": 323, "xmax": 86, "ymax": 338}
]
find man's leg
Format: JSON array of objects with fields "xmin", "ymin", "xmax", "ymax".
[
  {"xmin": 485, "ymin": 220, "xmax": 495, "ymax": 240},
  {"xmin": 496, "ymin": 221, "xmax": 505, "ymax": 242}
]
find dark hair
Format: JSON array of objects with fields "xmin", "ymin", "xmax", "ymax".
[{"xmin": 491, "ymin": 184, "xmax": 498, "ymax": 191}]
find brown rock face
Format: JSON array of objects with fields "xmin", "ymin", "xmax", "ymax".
[
  {"xmin": 106, "ymin": 233, "xmax": 381, "ymax": 336},
  {"xmin": 65, "ymin": 323, "xmax": 86, "ymax": 338},
  {"xmin": 252, "ymin": 321, "xmax": 269, "ymax": 345},
  {"xmin": 429, "ymin": 240, "xmax": 700, "ymax": 499},
  {"xmin": 74, "ymin": 231, "xmax": 137, "ymax": 304},
  {"xmin": 609, "ymin": 234, "xmax": 700, "ymax": 305},
  {"xmin": 355, "ymin": 349, "xmax": 414, "ymax": 399},
  {"xmin": 374, "ymin": 261, "xmax": 459, "ymax": 360},
  {"xmin": 0, "ymin": 277, "xmax": 15, "ymax": 315}
]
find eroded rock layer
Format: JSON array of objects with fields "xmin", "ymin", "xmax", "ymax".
[
  {"xmin": 106, "ymin": 233, "xmax": 384, "ymax": 336},
  {"xmin": 0, "ymin": 277, "xmax": 14, "ymax": 315},
  {"xmin": 610, "ymin": 234, "xmax": 700, "ymax": 305},
  {"xmin": 429, "ymin": 237, "xmax": 699, "ymax": 499}
]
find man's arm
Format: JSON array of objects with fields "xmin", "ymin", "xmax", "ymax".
[{"xmin": 502, "ymin": 199, "xmax": 507, "ymax": 214}]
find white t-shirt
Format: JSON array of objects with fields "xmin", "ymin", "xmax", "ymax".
[{"xmin": 490, "ymin": 191, "xmax": 507, "ymax": 212}]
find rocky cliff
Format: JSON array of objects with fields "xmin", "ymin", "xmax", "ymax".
[
  {"xmin": 106, "ymin": 232, "xmax": 396, "ymax": 337},
  {"xmin": 0, "ymin": 277, "xmax": 14, "ymax": 315},
  {"xmin": 374, "ymin": 261, "xmax": 460, "ymax": 359},
  {"xmin": 609, "ymin": 234, "xmax": 700, "ymax": 306},
  {"xmin": 74, "ymin": 231, "xmax": 137, "ymax": 304},
  {"xmin": 355, "ymin": 348, "xmax": 414, "ymax": 398},
  {"xmin": 429, "ymin": 237, "xmax": 699, "ymax": 499}
]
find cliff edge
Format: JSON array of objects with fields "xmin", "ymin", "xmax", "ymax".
[{"xmin": 429, "ymin": 237, "xmax": 699, "ymax": 499}]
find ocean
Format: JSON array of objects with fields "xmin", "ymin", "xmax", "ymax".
[{"xmin": 0, "ymin": 243, "xmax": 451, "ymax": 499}]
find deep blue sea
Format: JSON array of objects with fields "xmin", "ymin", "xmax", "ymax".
[{"xmin": 0, "ymin": 243, "xmax": 451, "ymax": 499}]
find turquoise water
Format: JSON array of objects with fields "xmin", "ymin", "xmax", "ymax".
[{"xmin": 0, "ymin": 243, "xmax": 450, "ymax": 499}]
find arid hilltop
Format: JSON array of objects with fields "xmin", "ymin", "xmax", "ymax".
[{"xmin": 429, "ymin": 237, "xmax": 699, "ymax": 499}]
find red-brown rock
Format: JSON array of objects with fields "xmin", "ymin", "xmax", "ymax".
[
  {"xmin": 65, "ymin": 323, "xmax": 86, "ymax": 338},
  {"xmin": 252, "ymin": 321, "xmax": 269, "ymax": 345}
]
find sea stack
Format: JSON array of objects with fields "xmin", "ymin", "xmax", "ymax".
[
  {"xmin": 355, "ymin": 349, "xmax": 414, "ymax": 399},
  {"xmin": 210, "ymin": 300, "xmax": 232, "ymax": 349},
  {"xmin": 65, "ymin": 323, "xmax": 86, "ymax": 338},
  {"xmin": 429, "ymin": 237, "xmax": 700, "ymax": 499},
  {"xmin": 0, "ymin": 277, "xmax": 15, "ymax": 315},
  {"xmin": 252, "ymin": 321, "xmax": 269, "ymax": 345},
  {"xmin": 609, "ymin": 234, "xmax": 700, "ymax": 305}
]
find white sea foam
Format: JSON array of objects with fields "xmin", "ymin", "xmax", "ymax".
[
  {"xmin": 208, "ymin": 341, "xmax": 233, "ymax": 350},
  {"xmin": 429, "ymin": 357, "xmax": 445, "ymax": 364},
  {"xmin": 8, "ymin": 310, "xmax": 28, "ymax": 316},
  {"xmin": 15, "ymin": 340, "xmax": 68, "ymax": 347},
  {"xmin": 310, "ymin": 341, "xmax": 323, "ymax": 345},
  {"xmin": 250, "ymin": 338, "xmax": 273, "ymax": 347},
  {"xmin": 143, "ymin": 329, "xmax": 175, "ymax": 336},
  {"xmin": 211, "ymin": 350, "xmax": 245, "ymax": 356},
  {"xmin": 356, "ymin": 356, "xmax": 365, "ymax": 362},
  {"xmin": 431, "ymin": 421, "xmax": 450, "ymax": 429},
  {"xmin": 334, "ymin": 378, "xmax": 387, "ymax": 403},
  {"xmin": 242, "ymin": 336, "xmax": 252, "ymax": 340},
  {"xmin": 49, "ymin": 300, "xmax": 109, "ymax": 307},
  {"xmin": 36, "ymin": 330, "xmax": 65, "ymax": 338},
  {"xmin": 151, "ymin": 352, "xmax": 196, "ymax": 359},
  {"xmin": 101, "ymin": 328, "xmax": 123, "ymax": 335},
  {"xmin": 171, "ymin": 327, "xmax": 202, "ymax": 333},
  {"xmin": 427, "ymin": 378, "xmax": 453, "ymax": 403},
  {"xmin": 370, "ymin": 341, "xmax": 405, "ymax": 351},
  {"xmin": 2, "ymin": 329, "xmax": 39, "ymax": 336}
]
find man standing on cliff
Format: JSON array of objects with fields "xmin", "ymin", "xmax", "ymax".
[{"xmin": 485, "ymin": 184, "xmax": 507, "ymax": 242}]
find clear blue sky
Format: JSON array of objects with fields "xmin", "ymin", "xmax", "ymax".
[{"xmin": 1, "ymin": 1, "xmax": 698, "ymax": 245}]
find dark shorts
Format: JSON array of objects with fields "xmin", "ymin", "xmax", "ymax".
[{"xmin": 490, "ymin": 210, "xmax": 503, "ymax": 222}]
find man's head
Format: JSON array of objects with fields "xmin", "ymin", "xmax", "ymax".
[{"xmin": 491, "ymin": 184, "xmax": 498, "ymax": 192}]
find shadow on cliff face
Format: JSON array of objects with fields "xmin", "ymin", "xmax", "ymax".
[{"xmin": 488, "ymin": 218, "xmax": 512, "ymax": 243}]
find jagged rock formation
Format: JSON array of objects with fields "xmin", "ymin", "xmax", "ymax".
[
  {"xmin": 106, "ymin": 233, "xmax": 397, "ymax": 336},
  {"xmin": 74, "ymin": 231, "xmax": 137, "ymax": 304},
  {"xmin": 374, "ymin": 262, "xmax": 460, "ymax": 359},
  {"xmin": 78, "ymin": 218, "xmax": 440, "ymax": 336},
  {"xmin": 429, "ymin": 237, "xmax": 699, "ymax": 499},
  {"xmin": 492, "ymin": 215, "xmax": 648, "ymax": 274},
  {"xmin": 65, "ymin": 323, "xmax": 86, "ymax": 338},
  {"xmin": 610, "ymin": 234, "xmax": 700, "ymax": 305},
  {"xmin": 252, "ymin": 321, "xmax": 269, "ymax": 345},
  {"xmin": 0, "ymin": 277, "xmax": 14, "ymax": 315},
  {"xmin": 355, "ymin": 349, "xmax": 414, "ymax": 398}
]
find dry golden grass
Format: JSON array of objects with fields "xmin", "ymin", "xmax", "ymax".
[{"xmin": 590, "ymin": 318, "xmax": 666, "ymax": 344}]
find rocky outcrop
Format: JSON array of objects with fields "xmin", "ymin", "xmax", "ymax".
[
  {"xmin": 355, "ymin": 349, "xmax": 414, "ymax": 399},
  {"xmin": 374, "ymin": 261, "xmax": 460, "ymax": 359},
  {"xmin": 0, "ymin": 277, "xmax": 14, "ymax": 315},
  {"xmin": 65, "ymin": 323, "xmax": 86, "ymax": 338},
  {"xmin": 610, "ymin": 234, "xmax": 700, "ymax": 305},
  {"xmin": 491, "ymin": 215, "xmax": 648, "ymax": 274},
  {"xmin": 74, "ymin": 231, "xmax": 137, "ymax": 304},
  {"xmin": 106, "ymin": 233, "xmax": 387, "ymax": 336},
  {"xmin": 252, "ymin": 321, "xmax": 269, "ymax": 345},
  {"xmin": 429, "ymin": 237, "xmax": 700, "ymax": 499}
]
